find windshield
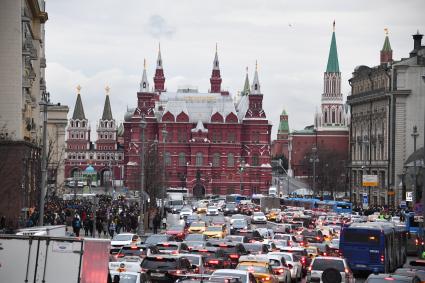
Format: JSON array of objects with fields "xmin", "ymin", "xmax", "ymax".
[
  {"xmin": 168, "ymin": 225, "xmax": 184, "ymax": 231},
  {"xmin": 237, "ymin": 265, "xmax": 268, "ymax": 273},
  {"xmin": 141, "ymin": 258, "xmax": 177, "ymax": 269},
  {"xmin": 211, "ymin": 273, "xmax": 247, "ymax": 282},
  {"xmin": 206, "ymin": 227, "xmax": 222, "ymax": 231},
  {"xmin": 274, "ymin": 234, "xmax": 289, "ymax": 240},
  {"xmin": 185, "ymin": 234, "xmax": 204, "ymax": 241},
  {"xmin": 244, "ymin": 244, "xmax": 263, "ymax": 252},
  {"xmin": 113, "ymin": 235, "xmax": 132, "ymax": 241},
  {"xmin": 344, "ymin": 230, "xmax": 380, "ymax": 245},
  {"xmin": 145, "ymin": 235, "xmax": 168, "ymax": 245},
  {"xmin": 184, "ymin": 255, "xmax": 201, "ymax": 265},
  {"xmin": 253, "ymin": 212, "xmax": 264, "ymax": 216},
  {"xmin": 312, "ymin": 259, "xmax": 345, "ymax": 272},
  {"xmin": 157, "ymin": 244, "xmax": 178, "ymax": 251},
  {"xmin": 191, "ymin": 222, "xmax": 206, "ymax": 228}
]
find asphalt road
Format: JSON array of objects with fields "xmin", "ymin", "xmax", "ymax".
[{"xmin": 166, "ymin": 211, "xmax": 418, "ymax": 283}]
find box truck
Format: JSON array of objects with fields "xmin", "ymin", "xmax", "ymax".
[
  {"xmin": 0, "ymin": 235, "xmax": 110, "ymax": 283},
  {"xmin": 16, "ymin": 225, "xmax": 67, "ymax": 237}
]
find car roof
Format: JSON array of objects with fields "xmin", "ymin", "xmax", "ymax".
[{"xmin": 213, "ymin": 269, "xmax": 250, "ymax": 275}]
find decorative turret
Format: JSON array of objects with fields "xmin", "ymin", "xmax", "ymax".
[
  {"xmin": 380, "ymin": 28, "xmax": 393, "ymax": 65},
  {"xmin": 210, "ymin": 44, "xmax": 222, "ymax": 93},
  {"xmin": 241, "ymin": 67, "xmax": 250, "ymax": 96},
  {"xmin": 72, "ymin": 85, "xmax": 86, "ymax": 120},
  {"xmin": 251, "ymin": 61, "xmax": 261, "ymax": 95},
  {"xmin": 154, "ymin": 43, "xmax": 165, "ymax": 92},
  {"xmin": 96, "ymin": 86, "xmax": 117, "ymax": 150},
  {"xmin": 140, "ymin": 59, "xmax": 150, "ymax": 92}
]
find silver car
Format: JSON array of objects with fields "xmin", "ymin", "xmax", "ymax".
[{"xmin": 307, "ymin": 256, "xmax": 355, "ymax": 283}]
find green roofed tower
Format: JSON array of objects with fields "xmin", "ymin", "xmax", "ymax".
[
  {"xmin": 326, "ymin": 28, "xmax": 340, "ymax": 73},
  {"xmin": 315, "ymin": 22, "xmax": 347, "ymax": 130}
]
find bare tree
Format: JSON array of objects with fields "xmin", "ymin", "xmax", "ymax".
[
  {"xmin": 143, "ymin": 144, "xmax": 165, "ymax": 209},
  {"xmin": 315, "ymin": 148, "xmax": 347, "ymax": 198},
  {"xmin": 46, "ymin": 132, "xmax": 66, "ymax": 195}
]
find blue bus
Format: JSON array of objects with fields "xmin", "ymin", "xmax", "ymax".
[
  {"xmin": 282, "ymin": 198, "xmax": 352, "ymax": 214},
  {"xmin": 340, "ymin": 222, "xmax": 407, "ymax": 273},
  {"xmin": 404, "ymin": 212, "xmax": 424, "ymax": 255},
  {"xmin": 226, "ymin": 194, "xmax": 247, "ymax": 204}
]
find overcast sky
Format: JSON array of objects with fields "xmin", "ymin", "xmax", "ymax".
[{"xmin": 45, "ymin": 0, "xmax": 424, "ymax": 138}]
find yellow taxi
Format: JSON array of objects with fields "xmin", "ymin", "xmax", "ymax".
[
  {"xmin": 266, "ymin": 209, "xmax": 280, "ymax": 222},
  {"xmin": 197, "ymin": 205, "xmax": 208, "ymax": 214},
  {"xmin": 236, "ymin": 255, "xmax": 279, "ymax": 283},
  {"xmin": 203, "ymin": 225, "xmax": 227, "ymax": 239},
  {"xmin": 305, "ymin": 246, "xmax": 319, "ymax": 259},
  {"xmin": 188, "ymin": 221, "xmax": 207, "ymax": 234}
]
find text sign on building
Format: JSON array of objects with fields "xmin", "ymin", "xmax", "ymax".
[
  {"xmin": 362, "ymin": 175, "xmax": 378, "ymax": 187},
  {"xmin": 406, "ymin": 192, "xmax": 413, "ymax": 202}
]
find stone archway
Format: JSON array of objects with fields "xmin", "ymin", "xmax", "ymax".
[{"xmin": 193, "ymin": 183, "xmax": 206, "ymax": 198}]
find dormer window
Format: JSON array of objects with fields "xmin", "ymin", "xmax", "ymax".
[
  {"xmin": 254, "ymin": 84, "xmax": 258, "ymax": 90},
  {"xmin": 143, "ymin": 82, "xmax": 146, "ymax": 88}
]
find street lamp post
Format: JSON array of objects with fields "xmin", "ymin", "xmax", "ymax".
[
  {"xmin": 138, "ymin": 115, "xmax": 147, "ymax": 235},
  {"xmin": 162, "ymin": 125, "xmax": 168, "ymax": 214},
  {"xmin": 38, "ymin": 91, "xmax": 50, "ymax": 226},
  {"xmin": 309, "ymin": 146, "xmax": 319, "ymax": 197},
  {"xmin": 239, "ymin": 158, "xmax": 245, "ymax": 194},
  {"xmin": 411, "ymin": 126, "xmax": 419, "ymax": 208}
]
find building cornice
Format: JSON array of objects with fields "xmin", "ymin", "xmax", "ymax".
[{"xmin": 27, "ymin": 0, "xmax": 48, "ymax": 23}]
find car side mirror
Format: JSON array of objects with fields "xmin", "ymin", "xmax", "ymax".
[
  {"xmin": 192, "ymin": 264, "xmax": 198, "ymax": 269},
  {"xmin": 113, "ymin": 275, "xmax": 120, "ymax": 283},
  {"xmin": 287, "ymin": 264, "xmax": 293, "ymax": 269}
]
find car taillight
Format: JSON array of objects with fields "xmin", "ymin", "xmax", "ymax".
[
  {"xmin": 141, "ymin": 268, "xmax": 148, "ymax": 272},
  {"xmin": 169, "ymin": 270, "xmax": 183, "ymax": 275},
  {"xmin": 301, "ymin": 257, "xmax": 306, "ymax": 264},
  {"xmin": 380, "ymin": 255, "xmax": 384, "ymax": 263},
  {"xmin": 115, "ymin": 253, "xmax": 124, "ymax": 258},
  {"xmin": 274, "ymin": 268, "xmax": 284, "ymax": 274},
  {"xmin": 229, "ymin": 254, "xmax": 239, "ymax": 259},
  {"xmin": 344, "ymin": 268, "xmax": 349, "ymax": 274},
  {"xmin": 416, "ymin": 239, "xmax": 419, "ymax": 246},
  {"xmin": 209, "ymin": 260, "xmax": 219, "ymax": 264},
  {"xmin": 308, "ymin": 266, "xmax": 312, "ymax": 271},
  {"xmin": 261, "ymin": 276, "xmax": 270, "ymax": 281},
  {"xmin": 323, "ymin": 252, "xmax": 327, "ymax": 256}
]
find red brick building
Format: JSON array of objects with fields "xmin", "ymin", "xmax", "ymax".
[
  {"xmin": 290, "ymin": 25, "xmax": 349, "ymax": 183},
  {"xmin": 123, "ymin": 48, "xmax": 272, "ymax": 197},
  {"xmin": 64, "ymin": 86, "xmax": 125, "ymax": 187},
  {"xmin": 271, "ymin": 109, "xmax": 290, "ymax": 159}
]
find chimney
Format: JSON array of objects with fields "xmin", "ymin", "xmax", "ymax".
[
  {"xmin": 413, "ymin": 31, "xmax": 423, "ymax": 50},
  {"xmin": 410, "ymin": 31, "xmax": 423, "ymax": 57}
]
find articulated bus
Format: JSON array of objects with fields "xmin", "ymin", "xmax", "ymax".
[
  {"xmin": 226, "ymin": 194, "xmax": 248, "ymax": 204},
  {"xmin": 282, "ymin": 198, "xmax": 352, "ymax": 214},
  {"xmin": 340, "ymin": 222, "xmax": 407, "ymax": 273}
]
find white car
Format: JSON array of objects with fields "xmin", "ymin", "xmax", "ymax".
[
  {"xmin": 268, "ymin": 252, "xmax": 302, "ymax": 282},
  {"xmin": 266, "ymin": 254, "xmax": 292, "ymax": 283},
  {"xmin": 251, "ymin": 212, "xmax": 267, "ymax": 224},
  {"xmin": 206, "ymin": 206, "xmax": 219, "ymax": 216},
  {"xmin": 307, "ymin": 256, "xmax": 355, "ymax": 283},
  {"xmin": 230, "ymin": 214, "xmax": 246, "ymax": 225},
  {"xmin": 111, "ymin": 233, "xmax": 141, "ymax": 248},
  {"xmin": 212, "ymin": 269, "xmax": 257, "ymax": 283},
  {"xmin": 179, "ymin": 207, "xmax": 193, "ymax": 219}
]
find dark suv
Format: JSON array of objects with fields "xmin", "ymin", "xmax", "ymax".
[
  {"xmin": 141, "ymin": 255, "xmax": 195, "ymax": 282},
  {"xmin": 210, "ymin": 242, "xmax": 248, "ymax": 267},
  {"xmin": 223, "ymin": 203, "xmax": 239, "ymax": 216}
]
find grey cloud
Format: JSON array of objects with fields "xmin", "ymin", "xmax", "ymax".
[{"xmin": 147, "ymin": 15, "xmax": 176, "ymax": 39}]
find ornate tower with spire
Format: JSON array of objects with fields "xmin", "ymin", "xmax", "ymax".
[
  {"xmin": 140, "ymin": 59, "xmax": 150, "ymax": 92},
  {"xmin": 380, "ymin": 28, "xmax": 393, "ymax": 65},
  {"xmin": 245, "ymin": 62, "xmax": 266, "ymax": 119},
  {"xmin": 153, "ymin": 44, "xmax": 165, "ymax": 92},
  {"xmin": 315, "ymin": 22, "xmax": 347, "ymax": 129},
  {"xmin": 210, "ymin": 45, "xmax": 222, "ymax": 93},
  {"xmin": 67, "ymin": 85, "xmax": 90, "ymax": 152},
  {"xmin": 96, "ymin": 86, "xmax": 117, "ymax": 151}
]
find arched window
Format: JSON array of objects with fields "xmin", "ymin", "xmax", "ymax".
[
  {"xmin": 164, "ymin": 152, "xmax": 171, "ymax": 166},
  {"xmin": 213, "ymin": 153, "xmax": 220, "ymax": 167},
  {"xmin": 178, "ymin": 152, "xmax": 186, "ymax": 166},
  {"xmin": 71, "ymin": 121, "xmax": 74, "ymax": 127},
  {"xmin": 76, "ymin": 121, "xmax": 80, "ymax": 127},
  {"xmin": 332, "ymin": 109, "xmax": 336, "ymax": 123},
  {"xmin": 196, "ymin": 152, "xmax": 203, "ymax": 167},
  {"xmin": 82, "ymin": 121, "xmax": 86, "ymax": 127},
  {"xmin": 227, "ymin": 153, "xmax": 234, "ymax": 167},
  {"xmin": 252, "ymin": 154, "xmax": 259, "ymax": 166},
  {"xmin": 324, "ymin": 109, "xmax": 328, "ymax": 124}
]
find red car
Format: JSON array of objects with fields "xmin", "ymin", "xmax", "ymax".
[{"xmin": 165, "ymin": 225, "xmax": 187, "ymax": 241}]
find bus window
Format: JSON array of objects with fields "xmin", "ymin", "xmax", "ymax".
[{"xmin": 344, "ymin": 230, "xmax": 380, "ymax": 244}]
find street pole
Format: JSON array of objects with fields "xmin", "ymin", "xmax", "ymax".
[
  {"xmin": 421, "ymin": 74, "xmax": 425, "ymax": 235},
  {"xmin": 38, "ymin": 91, "xmax": 49, "ymax": 226},
  {"xmin": 412, "ymin": 126, "xmax": 419, "ymax": 208},
  {"xmin": 310, "ymin": 146, "xmax": 319, "ymax": 197},
  {"xmin": 239, "ymin": 159, "xmax": 245, "ymax": 194},
  {"xmin": 162, "ymin": 125, "xmax": 168, "ymax": 214},
  {"xmin": 138, "ymin": 115, "xmax": 147, "ymax": 235}
]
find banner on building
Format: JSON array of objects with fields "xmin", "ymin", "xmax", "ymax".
[
  {"xmin": 362, "ymin": 175, "xmax": 378, "ymax": 187},
  {"xmin": 406, "ymin": 192, "xmax": 413, "ymax": 202}
]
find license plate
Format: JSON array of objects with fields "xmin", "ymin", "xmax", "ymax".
[
  {"xmin": 356, "ymin": 264, "xmax": 367, "ymax": 268},
  {"xmin": 151, "ymin": 273, "xmax": 165, "ymax": 277}
]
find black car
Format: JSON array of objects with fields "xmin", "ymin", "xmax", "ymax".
[
  {"xmin": 113, "ymin": 244, "xmax": 159, "ymax": 260},
  {"xmin": 232, "ymin": 229, "xmax": 264, "ymax": 242},
  {"xmin": 301, "ymin": 229, "xmax": 324, "ymax": 243},
  {"xmin": 145, "ymin": 234, "xmax": 176, "ymax": 245},
  {"xmin": 242, "ymin": 243, "xmax": 269, "ymax": 255},
  {"xmin": 223, "ymin": 203, "xmax": 239, "ymax": 216},
  {"xmin": 191, "ymin": 247, "xmax": 233, "ymax": 273},
  {"xmin": 209, "ymin": 242, "xmax": 248, "ymax": 267},
  {"xmin": 141, "ymin": 255, "xmax": 195, "ymax": 282}
]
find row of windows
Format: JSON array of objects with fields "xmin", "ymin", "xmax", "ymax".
[
  {"xmin": 68, "ymin": 154, "xmax": 123, "ymax": 161},
  {"xmin": 164, "ymin": 152, "xmax": 260, "ymax": 167},
  {"xmin": 70, "ymin": 132, "xmax": 85, "ymax": 139},
  {"xmin": 99, "ymin": 133, "xmax": 114, "ymax": 139},
  {"xmin": 70, "ymin": 121, "xmax": 86, "ymax": 128}
]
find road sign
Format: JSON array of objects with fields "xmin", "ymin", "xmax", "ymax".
[
  {"xmin": 362, "ymin": 175, "xmax": 378, "ymax": 187},
  {"xmin": 400, "ymin": 201, "xmax": 407, "ymax": 208},
  {"xmin": 363, "ymin": 194, "xmax": 368, "ymax": 204},
  {"xmin": 406, "ymin": 192, "xmax": 413, "ymax": 202}
]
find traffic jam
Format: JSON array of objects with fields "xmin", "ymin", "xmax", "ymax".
[{"xmin": 108, "ymin": 195, "xmax": 425, "ymax": 283}]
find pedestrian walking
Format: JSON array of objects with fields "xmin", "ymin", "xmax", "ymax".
[
  {"xmin": 72, "ymin": 215, "xmax": 81, "ymax": 237},
  {"xmin": 153, "ymin": 213, "xmax": 160, "ymax": 234},
  {"xmin": 109, "ymin": 221, "xmax": 116, "ymax": 238}
]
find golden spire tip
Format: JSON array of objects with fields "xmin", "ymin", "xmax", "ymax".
[
  {"xmin": 144, "ymin": 58, "xmax": 146, "ymax": 69},
  {"xmin": 76, "ymin": 85, "xmax": 81, "ymax": 94},
  {"xmin": 384, "ymin": 28, "xmax": 389, "ymax": 35},
  {"xmin": 105, "ymin": 86, "xmax": 110, "ymax": 95}
]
